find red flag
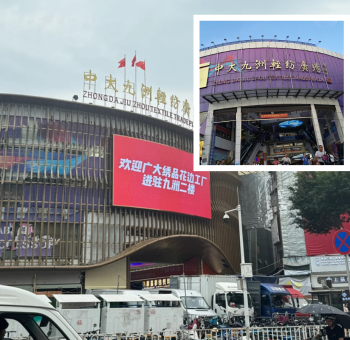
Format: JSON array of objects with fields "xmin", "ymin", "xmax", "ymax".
[
  {"xmin": 131, "ymin": 55, "xmax": 136, "ymax": 67},
  {"xmin": 136, "ymin": 61, "xmax": 145, "ymax": 70},
  {"xmin": 118, "ymin": 58, "xmax": 125, "ymax": 68}
]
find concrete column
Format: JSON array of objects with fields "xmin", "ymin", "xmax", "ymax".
[
  {"xmin": 234, "ymin": 107, "xmax": 242, "ymax": 165},
  {"xmin": 229, "ymin": 120, "xmax": 235, "ymax": 161},
  {"xmin": 263, "ymin": 144, "xmax": 268, "ymax": 165},
  {"xmin": 203, "ymin": 108, "xmax": 214, "ymax": 164},
  {"xmin": 334, "ymin": 102, "xmax": 344, "ymax": 143},
  {"xmin": 310, "ymin": 104, "xmax": 324, "ymax": 148}
]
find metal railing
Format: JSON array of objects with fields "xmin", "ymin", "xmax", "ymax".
[
  {"xmin": 200, "ymin": 39, "xmax": 316, "ymax": 52},
  {"xmin": 10, "ymin": 325, "xmax": 336, "ymax": 340}
]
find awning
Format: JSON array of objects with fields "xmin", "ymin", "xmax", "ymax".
[
  {"xmin": 286, "ymin": 287, "xmax": 304, "ymax": 298},
  {"xmin": 202, "ymin": 88, "xmax": 344, "ymax": 104}
]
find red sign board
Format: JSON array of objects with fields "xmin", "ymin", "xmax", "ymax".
[
  {"xmin": 113, "ymin": 135, "xmax": 211, "ymax": 219},
  {"xmin": 260, "ymin": 113, "xmax": 289, "ymax": 119}
]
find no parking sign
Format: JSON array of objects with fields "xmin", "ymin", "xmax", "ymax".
[{"xmin": 333, "ymin": 230, "xmax": 350, "ymax": 255}]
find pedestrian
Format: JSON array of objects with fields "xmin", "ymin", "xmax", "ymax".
[
  {"xmin": 199, "ymin": 140, "xmax": 204, "ymax": 165},
  {"xmin": 302, "ymin": 153, "xmax": 309, "ymax": 165},
  {"xmin": 343, "ymin": 303, "xmax": 349, "ymax": 313},
  {"xmin": 273, "ymin": 158, "xmax": 279, "ymax": 165},
  {"xmin": 0, "ymin": 318, "xmax": 9, "ymax": 340},
  {"xmin": 315, "ymin": 315, "xmax": 344, "ymax": 340},
  {"xmin": 281, "ymin": 153, "xmax": 291, "ymax": 165},
  {"xmin": 315, "ymin": 145, "xmax": 326, "ymax": 165},
  {"xmin": 216, "ymin": 160, "xmax": 220, "ymax": 165},
  {"xmin": 221, "ymin": 159, "xmax": 225, "ymax": 165}
]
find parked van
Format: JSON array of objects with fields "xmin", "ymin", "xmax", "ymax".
[{"xmin": 0, "ymin": 285, "xmax": 81, "ymax": 340}]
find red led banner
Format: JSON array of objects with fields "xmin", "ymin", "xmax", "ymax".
[
  {"xmin": 113, "ymin": 135, "xmax": 211, "ymax": 219},
  {"xmin": 260, "ymin": 113, "xmax": 289, "ymax": 119}
]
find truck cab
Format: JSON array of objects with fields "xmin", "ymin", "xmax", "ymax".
[
  {"xmin": 0, "ymin": 285, "xmax": 81, "ymax": 340},
  {"xmin": 212, "ymin": 282, "xmax": 254, "ymax": 317},
  {"xmin": 151, "ymin": 289, "xmax": 216, "ymax": 320},
  {"xmin": 260, "ymin": 284, "xmax": 297, "ymax": 317}
]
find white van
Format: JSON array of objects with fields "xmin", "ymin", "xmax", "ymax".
[{"xmin": 0, "ymin": 285, "xmax": 81, "ymax": 340}]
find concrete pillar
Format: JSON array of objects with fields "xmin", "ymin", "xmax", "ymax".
[
  {"xmin": 85, "ymin": 256, "xmax": 130, "ymax": 289},
  {"xmin": 263, "ymin": 144, "xmax": 268, "ymax": 165},
  {"xmin": 334, "ymin": 102, "xmax": 344, "ymax": 143},
  {"xmin": 229, "ymin": 120, "xmax": 235, "ymax": 161},
  {"xmin": 203, "ymin": 108, "xmax": 214, "ymax": 165},
  {"xmin": 234, "ymin": 107, "xmax": 242, "ymax": 165},
  {"xmin": 310, "ymin": 104, "xmax": 324, "ymax": 148}
]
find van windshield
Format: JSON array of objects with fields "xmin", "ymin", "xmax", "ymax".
[{"xmin": 180, "ymin": 296, "xmax": 210, "ymax": 309}]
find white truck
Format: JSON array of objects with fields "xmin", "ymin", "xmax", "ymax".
[
  {"xmin": 0, "ymin": 285, "xmax": 81, "ymax": 340},
  {"xmin": 52, "ymin": 294, "xmax": 101, "ymax": 334},
  {"xmin": 168, "ymin": 275, "xmax": 254, "ymax": 318},
  {"xmin": 149, "ymin": 288, "xmax": 216, "ymax": 321}
]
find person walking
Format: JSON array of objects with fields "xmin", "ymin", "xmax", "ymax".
[
  {"xmin": 215, "ymin": 160, "xmax": 220, "ymax": 165},
  {"xmin": 220, "ymin": 159, "xmax": 226, "ymax": 165},
  {"xmin": 315, "ymin": 145, "xmax": 326, "ymax": 165},
  {"xmin": 273, "ymin": 158, "xmax": 279, "ymax": 165},
  {"xmin": 302, "ymin": 153, "xmax": 309, "ymax": 165},
  {"xmin": 315, "ymin": 315, "xmax": 344, "ymax": 340},
  {"xmin": 281, "ymin": 153, "xmax": 291, "ymax": 165}
]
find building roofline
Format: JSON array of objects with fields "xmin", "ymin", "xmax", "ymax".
[
  {"xmin": 200, "ymin": 41, "xmax": 344, "ymax": 60},
  {"xmin": 0, "ymin": 93, "xmax": 193, "ymax": 136}
]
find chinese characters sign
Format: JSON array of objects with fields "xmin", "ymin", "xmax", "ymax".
[
  {"xmin": 113, "ymin": 135, "xmax": 211, "ymax": 219},
  {"xmin": 260, "ymin": 113, "xmax": 288, "ymax": 119}
]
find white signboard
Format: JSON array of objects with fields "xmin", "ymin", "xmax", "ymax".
[{"xmin": 310, "ymin": 255, "xmax": 349, "ymax": 273}]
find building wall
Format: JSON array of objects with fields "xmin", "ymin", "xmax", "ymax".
[
  {"xmin": 0, "ymin": 95, "xmax": 242, "ymax": 275},
  {"xmin": 200, "ymin": 42, "xmax": 344, "ymax": 113}
]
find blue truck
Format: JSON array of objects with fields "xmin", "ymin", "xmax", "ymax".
[{"xmin": 247, "ymin": 282, "xmax": 297, "ymax": 317}]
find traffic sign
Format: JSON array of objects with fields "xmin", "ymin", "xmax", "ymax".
[{"xmin": 333, "ymin": 230, "xmax": 350, "ymax": 255}]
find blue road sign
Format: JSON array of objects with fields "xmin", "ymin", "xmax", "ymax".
[{"xmin": 333, "ymin": 230, "xmax": 350, "ymax": 255}]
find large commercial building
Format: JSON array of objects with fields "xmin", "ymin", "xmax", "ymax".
[
  {"xmin": 200, "ymin": 39, "xmax": 344, "ymax": 165},
  {"xmin": 0, "ymin": 93, "xmax": 242, "ymax": 293}
]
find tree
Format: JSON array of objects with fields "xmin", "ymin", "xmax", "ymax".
[{"xmin": 288, "ymin": 172, "xmax": 350, "ymax": 235}]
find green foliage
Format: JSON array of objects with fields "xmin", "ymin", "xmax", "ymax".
[{"xmin": 288, "ymin": 172, "xmax": 350, "ymax": 235}]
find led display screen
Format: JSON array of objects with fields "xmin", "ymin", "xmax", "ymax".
[
  {"xmin": 113, "ymin": 135, "xmax": 211, "ymax": 219},
  {"xmin": 279, "ymin": 120, "xmax": 303, "ymax": 128}
]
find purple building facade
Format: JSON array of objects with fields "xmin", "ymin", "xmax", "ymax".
[{"xmin": 199, "ymin": 41, "xmax": 344, "ymax": 165}]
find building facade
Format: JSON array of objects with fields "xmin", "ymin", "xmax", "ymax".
[
  {"xmin": 199, "ymin": 40, "xmax": 344, "ymax": 165},
  {"xmin": 0, "ymin": 94, "xmax": 241, "ymax": 293}
]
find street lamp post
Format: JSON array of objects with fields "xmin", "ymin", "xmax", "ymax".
[{"xmin": 223, "ymin": 205, "xmax": 252, "ymax": 327}]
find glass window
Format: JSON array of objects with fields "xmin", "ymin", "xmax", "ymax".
[
  {"xmin": 180, "ymin": 296, "xmax": 210, "ymax": 309},
  {"xmin": 271, "ymin": 294, "xmax": 294, "ymax": 308},
  {"xmin": 261, "ymin": 294, "xmax": 271, "ymax": 309},
  {"xmin": 1, "ymin": 313, "xmax": 68, "ymax": 340}
]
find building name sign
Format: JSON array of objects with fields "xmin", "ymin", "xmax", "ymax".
[
  {"xmin": 213, "ymin": 75, "xmax": 330, "ymax": 86},
  {"xmin": 315, "ymin": 256, "xmax": 349, "ymax": 266},
  {"xmin": 317, "ymin": 276, "xmax": 348, "ymax": 284},
  {"xmin": 274, "ymin": 147, "xmax": 302, "ymax": 154},
  {"xmin": 83, "ymin": 91, "xmax": 193, "ymax": 127}
]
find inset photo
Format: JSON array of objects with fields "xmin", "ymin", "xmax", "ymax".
[{"xmin": 196, "ymin": 16, "xmax": 345, "ymax": 169}]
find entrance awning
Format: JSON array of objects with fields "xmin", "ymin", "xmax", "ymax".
[
  {"xmin": 286, "ymin": 287, "xmax": 304, "ymax": 298},
  {"xmin": 202, "ymin": 88, "xmax": 344, "ymax": 104}
]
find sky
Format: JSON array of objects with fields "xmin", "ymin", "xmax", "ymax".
[
  {"xmin": 0, "ymin": 0, "xmax": 349, "ymax": 125},
  {"xmin": 200, "ymin": 21, "xmax": 344, "ymax": 54}
]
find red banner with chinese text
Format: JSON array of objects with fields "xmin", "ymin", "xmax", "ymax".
[{"xmin": 113, "ymin": 135, "xmax": 211, "ymax": 219}]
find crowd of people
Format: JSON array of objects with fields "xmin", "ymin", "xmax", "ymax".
[{"xmin": 213, "ymin": 145, "xmax": 337, "ymax": 165}]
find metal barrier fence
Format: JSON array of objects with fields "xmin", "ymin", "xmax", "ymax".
[{"xmin": 11, "ymin": 325, "xmax": 350, "ymax": 340}]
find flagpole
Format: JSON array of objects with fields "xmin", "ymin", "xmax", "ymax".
[
  {"xmin": 124, "ymin": 54, "xmax": 126, "ymax": 110},
  {"xmin": 144, "ymin": 60, "xmax": 148, "ymax": 117},
  {"xmin": 135, "ymin": 51, "xmax": 137, "ymax": 113}
]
